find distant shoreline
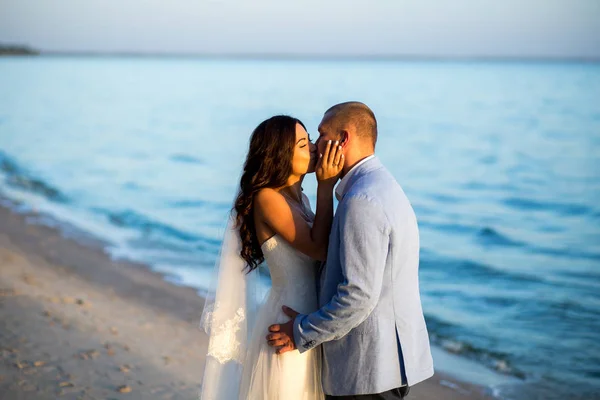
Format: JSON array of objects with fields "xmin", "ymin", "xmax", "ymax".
[
  {"xmin": 0, "ymin": 45, "xmax": 40, "ymax": 56},
  {"xmin": 1, "ymin": 47, "xmax": 598, "ymax": 63}
]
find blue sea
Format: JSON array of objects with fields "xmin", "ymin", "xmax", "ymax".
[{"xmin": 1, "ymin": 56, "xmax": 599, "ymax": 399}]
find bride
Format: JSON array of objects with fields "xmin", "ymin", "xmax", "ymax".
[{"xmin": 200, "ymin": 115, "xmax": 344, "ymax": 399}]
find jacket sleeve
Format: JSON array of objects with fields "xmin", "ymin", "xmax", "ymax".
[{"xmin": 293, "ymin": 195, "xmax": 390, "ymax": 353}]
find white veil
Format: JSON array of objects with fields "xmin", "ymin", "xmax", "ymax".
[{"xmin": 199, "ymin": 211, "xmax": 263, "ymax": 399}]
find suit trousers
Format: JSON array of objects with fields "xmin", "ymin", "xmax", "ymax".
[{"xmin": 326, "ymin": 386, "xmax": 410, "ymax": 400}]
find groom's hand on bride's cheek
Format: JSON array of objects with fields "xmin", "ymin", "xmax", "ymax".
[{"xmin": 266, "ymin": 306, "xmax": 299, "ymax": 354}]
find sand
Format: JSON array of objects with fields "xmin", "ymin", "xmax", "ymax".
[{"xmin": 0, "ymin": 202, "xmax": 494, "ymax": 399}]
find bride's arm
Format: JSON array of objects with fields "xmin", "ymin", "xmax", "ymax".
[{"xmin": 255, "ymin": 142, "xmax": 344, "ymax": 262}]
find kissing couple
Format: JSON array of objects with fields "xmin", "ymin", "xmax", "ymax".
[{"xmin": 200, "ymin": 102, "xmax": 433, "ymax": 399}]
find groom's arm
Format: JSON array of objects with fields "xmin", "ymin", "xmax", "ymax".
[{"xmin": 293, "ymin": 195, "xmax": 390, "ymax": 353}]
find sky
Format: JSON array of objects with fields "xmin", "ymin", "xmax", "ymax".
[{"xmin": 1, "ymin": 0, "xmax": 599, "ymax": 58}]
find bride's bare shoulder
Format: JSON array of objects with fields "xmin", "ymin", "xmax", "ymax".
[
  {"xmin": 255, "ymin": 187, "xmax": 279, "ymax": 202},
  {"xmin": 254, "ymin": 188, "xmax": 285, "ymax": 213}
]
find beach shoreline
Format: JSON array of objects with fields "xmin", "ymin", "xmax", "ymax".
[{"xmin": 0, "ymin": 200, "xmax": 496, "ymax": 399}]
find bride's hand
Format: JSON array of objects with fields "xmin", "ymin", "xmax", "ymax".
[{"xmin": 316, "ymin": 140, "xmax": 344, "ymax": 186}]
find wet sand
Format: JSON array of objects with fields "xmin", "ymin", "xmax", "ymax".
[{"xmin": 0, "ymin": 203, "xmax": 494, "ymax": 399}]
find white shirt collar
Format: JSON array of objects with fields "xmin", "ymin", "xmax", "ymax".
[{"xmin": 335, "ymin": 155, "xmax": 375, "ymax": 201}]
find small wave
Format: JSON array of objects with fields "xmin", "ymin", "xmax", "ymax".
[
  {"xmin": 545, "ymin": 298, "xmax": 600, "ymax": 323},
  {"xmin": 559, "ymin": 269, "xmax": 600, "ymax": 282},
  {"xmin": 106, "ymin": 209, "xmax": 199, "ymax": 241},
  {"xmin": 503, "ymin": 197, "xmax": 595, "ymax": 217},
  {"xmin": 422, "ymin": 220, "xmax": 599, "ymax": 261},
  {"xmin": 536, "ymin": 223, "xmax": 565, "ymax": 233},
  {"xmin": 170, "ymin": 154, "xmax": 204, "ymax": 164},
  {"xmin": 170, "ymin": 200, "xmax": 209, "ymax": 208},
  {"xmin": 425, "ymin": 193, "xmax": 464, "ymax": 204},
  {"xmin": 169, "ymin": 199, "xmax": 231, "ymax": 211},
  {"xmin": 0, "ymin": 150, "xmax": 69, "ymax": 203},
  {"xmin": 126, "ymin": 236, "xmax": 199, "ymax": 254},
  {"xmin": 418, "ymin": 220, "xmax": 474, "ymax": 234},
  {"xmin": 479, "ymin": 155, "xmax": 498, "ymax": 165},
  {"xmin": 92, "ymin": 208, "xmax": 221, "ymax": 252},
  {"xmin": 477, "ymin": 227, "xmax": 524, "ymax": 248},
  {"xmin": 460, "ymin": 181, "xmax": 515, "ymax": 191},
  {"xmin": 528, "ymin": 245, "xmax": 600, "ymax": 262},
  {"xmin": 419, "ymin": 221, "xmax": 526, "ymax": 249},
  {"xmin": 420, "ymin": 252, "xmax": 542, "ymax": 285},
  {"xmin": 425, "ymin": 314, "xmax": 526, "ymax": 379},
  {"xmin": 122, "ymin": 181, "xmax": 146, "ymax": 191}
]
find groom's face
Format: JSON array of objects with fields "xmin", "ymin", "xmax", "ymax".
[{"xmin": 316, "ymin": 117, "xmax": 342, "ymax": 156}]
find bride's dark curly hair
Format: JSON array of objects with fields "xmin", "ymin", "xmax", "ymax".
[{"xmin": 234, "ymin": 115, "xmax": 306, "ymax": 272}]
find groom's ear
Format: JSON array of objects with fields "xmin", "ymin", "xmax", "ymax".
[{"xmin": 340, "ymin": 131, "xmax": 349, "ymax": 147}]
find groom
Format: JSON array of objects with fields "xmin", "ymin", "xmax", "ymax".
[{"xmin": 266, "ymin": 102, "xmax": 434, "ymax": 399}]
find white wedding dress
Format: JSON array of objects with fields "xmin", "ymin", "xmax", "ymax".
[
  {"xmin": 238, "ymin": 233, "xmax": 325, "ymax": 399},
  {"xmin": 200, "ymin": 209, "xmax": 325, "ymax": 400}
]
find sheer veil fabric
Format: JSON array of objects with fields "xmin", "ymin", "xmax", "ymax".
[{"xmin": 199, "ymin": 213, "xmax": 263, "ymax": 399}]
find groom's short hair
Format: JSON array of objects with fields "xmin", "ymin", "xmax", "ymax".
[{"xmin": 324, "ymin": 102, "xmax": 378, "ymax": 147}]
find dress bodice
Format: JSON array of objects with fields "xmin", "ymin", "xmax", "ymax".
[{"xmin": 261, "ymin": 235, "xmax": 320, "ymax": 314}]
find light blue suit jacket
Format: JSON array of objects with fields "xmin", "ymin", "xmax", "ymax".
[{"xmin": 293, "ymin": 157, "xmax": 434, "ymax": 396}]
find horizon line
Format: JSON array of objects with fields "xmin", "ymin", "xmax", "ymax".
[{"xmin": 1, "ymin": 46, "xmax": 600, "ymax": 63}]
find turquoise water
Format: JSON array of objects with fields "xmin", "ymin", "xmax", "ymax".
[{"xmin": 1, "ymin": 56, "xmax": 599, "ymax": 399}]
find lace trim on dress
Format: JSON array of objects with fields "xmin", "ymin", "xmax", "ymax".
[{"xmin": 203, "ymin": 304, "xmax": 247, "ymax": 364}]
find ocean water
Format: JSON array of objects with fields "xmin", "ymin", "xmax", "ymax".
[{"xmin": 1, "ymin": 56, "xmax": 599, "ymax": 399}]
